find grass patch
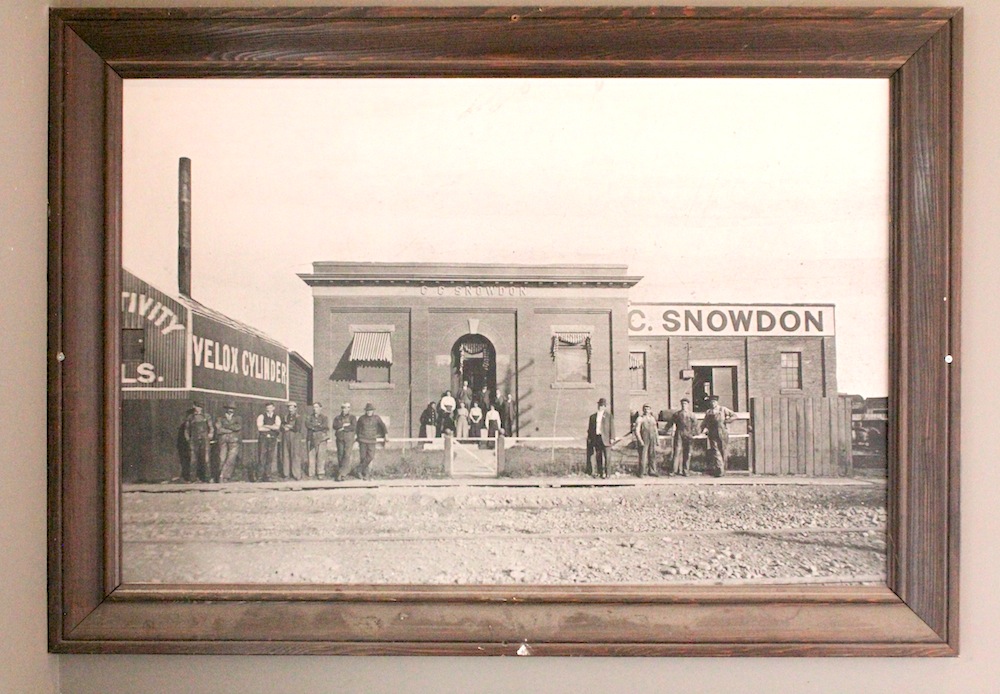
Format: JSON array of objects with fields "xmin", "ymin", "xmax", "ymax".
[
  {"xmin": 368, "ymin": 447, "xmax": 448, "ymax": 479},
  {"xmin": 500, "ymin": 441, "xmax": 749, "ymax": 478}
]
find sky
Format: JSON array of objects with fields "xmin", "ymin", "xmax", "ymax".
[{"xmin": 123, "ymin": 77, "xmax": 889, "ymax": 396}]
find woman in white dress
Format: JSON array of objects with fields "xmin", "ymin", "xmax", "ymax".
[{"xmin": 455, "ymin": 402, "xmax": 470, "ymax": 439}]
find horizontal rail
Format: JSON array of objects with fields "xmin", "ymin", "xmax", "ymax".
[{"xmin": 124, "ymin": 526, "xmax": 886, "ymax": 544}]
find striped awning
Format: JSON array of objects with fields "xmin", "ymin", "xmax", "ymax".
[
  {"xmin": 349, "ymin": 331, "xmax": 393, "ymax": 363},
  {"xmin": 629, "ymin": 352, "xmax": 645, "ymax": 369}
]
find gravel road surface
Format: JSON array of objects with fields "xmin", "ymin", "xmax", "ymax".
[{"xmin": 123, "ymin": 478, "xmax": 886, "ymax": 585}]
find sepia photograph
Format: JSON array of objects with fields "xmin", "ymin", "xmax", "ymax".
[{"xmin": 120, "ymin": 77, "xmax": 890, "ymax": 586}]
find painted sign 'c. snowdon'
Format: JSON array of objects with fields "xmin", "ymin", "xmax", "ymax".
[{"xmin": 628, "ymin": 304, "xmax": 835, "ymax": 337}]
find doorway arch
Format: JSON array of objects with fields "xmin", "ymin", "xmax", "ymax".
[{"xmin": 451, "ymin": 333, "xmax": 497, "ymax": 398}]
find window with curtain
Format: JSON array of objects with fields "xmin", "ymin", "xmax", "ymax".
[
  {"xmin": 552, "ymin": 332, "xmax": 591, "ymax": 383},
  {"xmin": 629, "ymin": 351, "xmax": 647, "ymax": 391}
]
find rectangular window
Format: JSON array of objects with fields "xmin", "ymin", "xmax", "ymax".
[
  {"xmin": 122, "ymin": 328, "xmax": 145, "ymax": 361},
  {"xmin": 780, "ymin": 351, "xmax": 803, "ymax": 390},
  {"xmin": 553, "ymin": 332, "xmax": 591, "ymax": 383},
  {"xmin": 629, "ymin": 351, "xmax": 647, "ymax": 391},
  {"xmin": 349, "ymin": 327, "xmax": 393, "ymax": 384},
  {"xmin": 356, "ymin": 363, "xmax": 391, "ymax": 383}
]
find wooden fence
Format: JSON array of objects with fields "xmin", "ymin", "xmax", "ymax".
[{"xmin": 749, "ymin": 396, "xmax": 853, "ymax": 476}]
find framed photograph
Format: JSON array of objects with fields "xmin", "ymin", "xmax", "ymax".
[{"xmin": 48, "ymin": 7, "xmax": 961, "ymax": 655}]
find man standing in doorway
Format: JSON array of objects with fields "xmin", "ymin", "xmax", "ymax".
[
  {"xmin": 215, "ymin": 401, "xmax": 243, "ymax": 483},
  {"xmin": 255, "ymin": 402, "xmax": 281, "ymax": 482},
  {"xmin": 355, "ymin": 403, "xmax": 388, "ymax": 481},
  {"xmin": 182, "ymin": 400, "xmax": 214, "ymax": 483},
  {"xmin": 668, "ymin": 398, "xmax": 698, "ymax": 476},
  {"xmin": 586, "ymin": 397, "xmax": 616, "ymax": 478},
  {"xmin": 305, "ymin": 402, "xmax": 330, "ymax": 479},
  {"xmin": 280, "ymin": 401, "xmax": 304, "ymax": 480},
  {"xmin": 333, "ymin": 402, "xmax": 358, "ymax": 481},
  {"xmin": 634, "ymin": 403, "xmax": 660, "ymax": 477},
  {"xmin": 458, "ymin": 380, "xmax": 474, "ymax": 411},
  {"xmin": 701, "ymin": 394, "xmax": 736, "ymax": 476}
]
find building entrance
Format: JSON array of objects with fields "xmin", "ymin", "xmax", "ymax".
[
  {"xmin": 693, "ymin": 365, "xmax": 739, "ymax": 412},
  {"xmin": 452, "ymin": 334, "xmax": 497, "ymax": 397}
]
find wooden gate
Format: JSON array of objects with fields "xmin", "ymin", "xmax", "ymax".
[{"xmin": 749, "ymin": 396, "xmax": 853, "ymax": 476}]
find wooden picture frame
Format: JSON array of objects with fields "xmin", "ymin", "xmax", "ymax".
[{"xmin": 48, "ymin": 7, "xmax": 961, "ymax": 655}]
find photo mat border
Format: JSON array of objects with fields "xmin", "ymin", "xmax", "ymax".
[{"xmin": 47, "ymin": 6, "xmax": 961, "ymax": 655}]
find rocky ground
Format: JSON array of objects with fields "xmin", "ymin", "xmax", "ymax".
[{"xmin": 122, "ymin": 478, "xmax": 887, "ymax": 585}]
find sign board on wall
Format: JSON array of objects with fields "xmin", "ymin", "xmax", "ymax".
[
  {"xmin": 191, "ymin": 313, "xmax": 289, "ymax": 400},
  {"xmin": 121, "ymin": 270, "xmax": 188, "ymax": 389},
  {"xmin": 628, "ymin": 304, "xmax": 835, "ymax": 337}
]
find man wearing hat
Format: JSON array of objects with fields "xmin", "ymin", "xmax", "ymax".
[
  {"xmin": 332, "ymin": 402, "xmax": 357, "ymax": 480},
  {"xmin": 633, "ymin": 403, "xmax": 660, "ymax": 477},
  {"xmin": 255, "ymin": 402, "xmax": 282, "ymax": 482},
  {"xmin": 586, "ymin": 397, "xmax": 616, "ymax": 478},
  {"xmin": 215, "ymin": 401, "xmax": 244, "ymax": 483},
  {"xmin": 182, "ymin": 400, "xmax": 214, "ymax": 483},
  {"xmin": 667, "ymin": 397, "xmax": 698, "ymax": 476},
  {"xmin": 280, "ymin": 401, "xmax": 304, "ymax": 480},
  {"xmin": 701, "ymin": 394, "xmax": 736, "ymax": 476},
  {"xmin": 305, "ymin": 402, "xmax": 330, "ymax": 479},
  {"xmin": 347, "ymin": 402, "xmax": 388, "ymax": 481}
]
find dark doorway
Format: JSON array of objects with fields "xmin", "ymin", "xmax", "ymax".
[
  {"xmin": 452, "ymin": 334, "xmax": 497, "ymax": 397},
  {"xmin": 692, "ymin": 366, "xmax": 739, "ymax": 412}
]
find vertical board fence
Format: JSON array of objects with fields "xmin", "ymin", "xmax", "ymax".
[{"xmin": 750, "ymin": 396, "xmax": 853, "ymax": 476}]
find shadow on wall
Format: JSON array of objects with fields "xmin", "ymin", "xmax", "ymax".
[
  {"xmin": 330, "ymin": 346, "xmax": 353, "ymax": 382},
  {"xmin": 516, "ymin": 358, "xmax": 534, "ymax": 434}
]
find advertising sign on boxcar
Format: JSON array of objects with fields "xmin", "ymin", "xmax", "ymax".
[{"xmin": 190, "ymin": 311, "xmax": 289, "ymax": 400}]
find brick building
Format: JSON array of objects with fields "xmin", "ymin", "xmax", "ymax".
[
  {"xmin": 299, "ymin": 262, "xmax": 640, "ymax": 438},
  {"xmin": 626, "ymin": 303, "xmax": 837, "ymax": 414},
  {"xmin": 300, "ymin": 265, "xmax": 839, "ymax": 445}
]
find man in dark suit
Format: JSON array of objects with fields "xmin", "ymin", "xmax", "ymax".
[
  {"xmin": 586, "ymin": 397, "xmax": 616, "ymax": 478},
  {"xmin": 668, "ymin": 397, "xmax": 699, "ymax": 476}
]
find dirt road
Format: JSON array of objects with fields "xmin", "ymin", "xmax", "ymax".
[{"xmin": 122, "ymin": 478, "xmax": 887, "ymax": 585}]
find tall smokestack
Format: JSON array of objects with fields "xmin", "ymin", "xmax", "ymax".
[{"xmin": 178, "ymin": 157, "xmax": 192, "ymax": 297}]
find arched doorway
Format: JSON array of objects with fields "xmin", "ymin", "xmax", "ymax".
[{"xmin": 452, "ymin": 334, "xmax": 496, "ymax": 397}]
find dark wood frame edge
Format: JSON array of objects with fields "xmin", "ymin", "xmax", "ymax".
[{"xmin": 47, "ymin": 6, "xmax": 962, "ymax": 656}]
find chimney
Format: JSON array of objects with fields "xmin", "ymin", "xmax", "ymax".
[{"xmin": 178, "ymin": 157, "xmax": 192, "ymax": 297}]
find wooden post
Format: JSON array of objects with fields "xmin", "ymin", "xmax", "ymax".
[
  {"xmin": 443, "ymin": 434, "xmax": 453, "ymax": 478},
  {"xmin": 496, "ymin": 434, "xmax": 505, "ymax": 477}
]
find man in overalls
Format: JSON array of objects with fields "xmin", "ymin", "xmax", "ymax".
[{"xmin": 701, "ymin": 394, "xmax": 735, "ymax": 476}]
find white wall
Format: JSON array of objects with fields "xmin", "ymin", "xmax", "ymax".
[{"xmin": 2, "ymin": 1, "xmax": 996, "ymax": 692}]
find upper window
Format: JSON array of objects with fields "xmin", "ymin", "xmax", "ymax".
[
  {"xmin": 629, "ymin": 351, "xmax": 647, "ymax": 391},
  {"xmin": 122, "ymin": 328, "xmax": 145, "ymax": 361},
  {"xmin": 552, "ymin": 332, "xmax": 591, "ymax": 383},
  {"xmin": 780, "ymin": 351, "xmax": 803, "ymax": 390}
]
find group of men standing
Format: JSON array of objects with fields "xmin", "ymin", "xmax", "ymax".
[
  {"xmin": 179, "ymin": 399, "xmax": 388, "ymax": 484},
  {"xmin": 585, "ymin": 395, "xmax": 736, "ymax": 479}
]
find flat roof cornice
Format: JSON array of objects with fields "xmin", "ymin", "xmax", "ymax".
[{"xmin": 299, "ymin": 262, "xmax": 643, "ymax": 288}]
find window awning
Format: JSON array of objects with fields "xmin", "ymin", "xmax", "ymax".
[
  {"xmin": 350, "ymin": 331, "xmax": 393, "ymax": 363},
  {"xmin": 629, "ymin": 352, "xmax": 645, "ymax": 369},
  {"xmin": 554, "ymin": 332, "xmax": 590, "ymax": 347}
]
